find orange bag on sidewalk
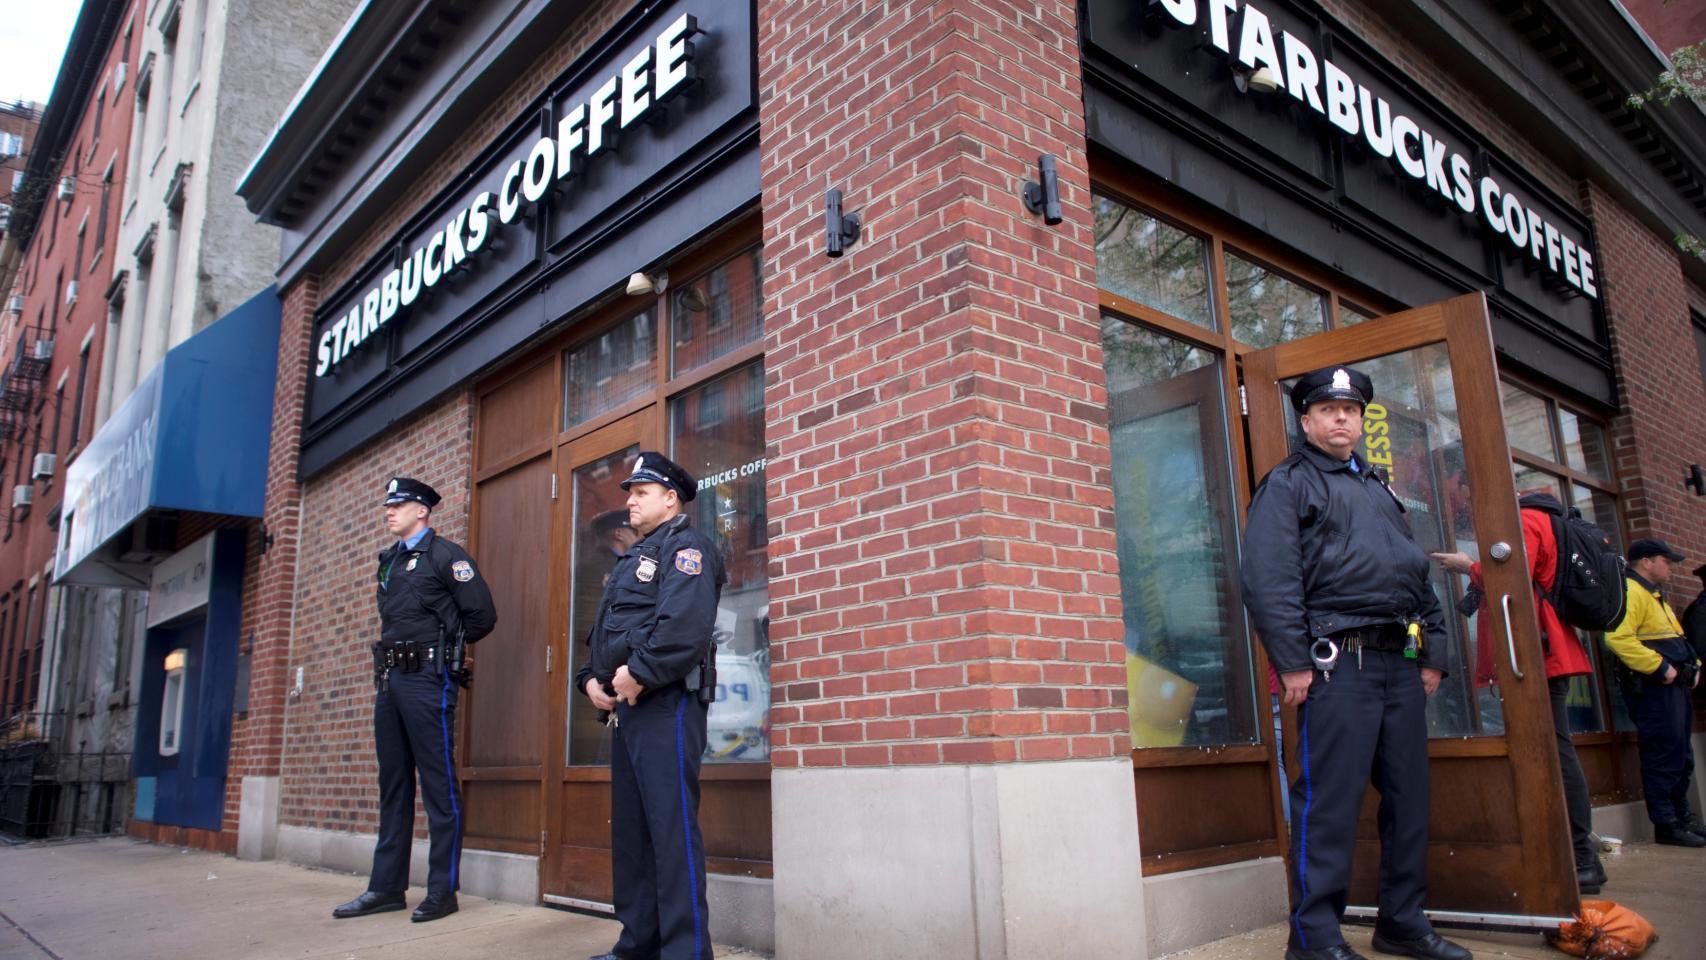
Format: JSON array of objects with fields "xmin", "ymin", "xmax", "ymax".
[{"xmin": 1546, "ymin": 900, "xmax": 1658, "ymax": 959}]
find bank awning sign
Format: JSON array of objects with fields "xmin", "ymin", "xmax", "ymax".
[{"xmin": 55, "ymin": 287, "xmax": 281, "ymax": 586}]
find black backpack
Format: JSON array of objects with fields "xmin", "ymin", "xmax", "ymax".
[{"xmin": 1519, "ymin": 492, "xmax": 1627, "ymax": 632}]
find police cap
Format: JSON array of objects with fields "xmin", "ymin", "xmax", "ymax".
[
  {"xmin": 1290, "ymin": 366, "xmax": 1374, "ymax": 413},
  {"xmin": 621, "ymin": 451, "xmax": 697, "ymax": 502},
  {"xmin": 383, "ymin": 477, "xmax": 441, "ymax": 509}
]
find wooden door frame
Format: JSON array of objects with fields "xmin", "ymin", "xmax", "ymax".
[{"xmin": 1243, "ymin": 291, "xmax": 1578, "ymax": 918}]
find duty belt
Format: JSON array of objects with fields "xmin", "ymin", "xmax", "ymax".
[
  {"xmin": 372, "ymin": 640, "xmax": 443, "ymax": 690},
  {"xmin": 1331, "ymin": 623, "xmax": 1408, "ymax": 653}
]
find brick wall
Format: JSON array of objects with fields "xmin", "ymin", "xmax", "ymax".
[
  {"xmin": 1585, "ymin": 182, "xmax": 1706, "ymax": 601},
  {"xmin": 758, "ymin": 0, "xmax": 1128, "ymax": 770},
  {"xmin": 319, "ymin": 0, "xmax": 633, "ymax": 296},
  {"xmin": 275, "ymin": 388, "xmax": 473, "ymax": 833}
]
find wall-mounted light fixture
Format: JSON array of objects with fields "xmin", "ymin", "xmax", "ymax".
[
  {"xmin": 626, "ymin": 270, "xmax": 668, "ymax": 296},
  {"xmin": 1686, "ymin": 463, "xmax": 1704, "ymax": 496},
  {"xmin": 825, "ymin": 189, "xmax": 861, "ymax": 258},
  {"xmin": 1022, "ymin": 154, "xmax": 1063, "ymax": 225},
  {"xmin": 1233, "ymin": 65, "xmax": 1279, "ymax": 94}
]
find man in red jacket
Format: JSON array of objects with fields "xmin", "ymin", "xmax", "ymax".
[{"xmin": 1432, "ymin": 491, "xmax": 1604, "ymax": 893}]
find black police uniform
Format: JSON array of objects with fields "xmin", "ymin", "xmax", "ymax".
[
  {"xmin": 344, "ymin": 478, "xmax": 496, "ymax": 921},
  {"xmin": 1241, "ymin": 368, "xmax": 1464, "ymax": 960},
  {"xmin": 576, "ymin": 453, "xmax": 726, "ymax": 960}
]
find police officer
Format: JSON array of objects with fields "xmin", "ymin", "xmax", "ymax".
[
  {"xmin": 577, "ymin": 452, "xmax": 725, "ymax": 960},
  {"xmin": 1242, "ymin": 368, "xmax": 1470, "ymax": 960},
  {"xmin": 333, "ymin": 477, "xmax": 497, "ymax": 923}
]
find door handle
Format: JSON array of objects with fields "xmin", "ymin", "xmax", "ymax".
[{"xmin": 1501, "ymin": 593, "xmax": 1524, "ymax": 680}]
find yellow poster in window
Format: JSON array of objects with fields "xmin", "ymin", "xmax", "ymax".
[{"xmin": 1126, "ymin": 652, "xmax": 1198, "ymax": 748}]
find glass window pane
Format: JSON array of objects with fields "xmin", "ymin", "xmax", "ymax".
[
  {"xmin": 1338, "ymin": 303, "xmax": 1378, "ymax": 327},
  {"xmin": 566, "ymin": 445, "xmax": 641, "ymax": 765},
  {"xmin": 671, "ymin": 361, "xmax": 770, "ymax": 762},
  {"xmin": 1512, "ymin": 465, "xmax": 1563, "ymax": 501},
  {"xmin": 1279, "ymin": 345, "xmax": 1490, "ymax": 737},
  {"xmin": 1565, "ymin": 635, "xmax": 1606, "ymax": 734},
  {"xmin": 1500, "ymin": 381, "xmax": 1556, "ymax": 461},
  {"xmin": 1223, "ymin": 251, "xmax": 1327, "ymax": 348},
  {"xmin": 671, "ymin": 249, "xmax": 763, "ymax": 377},
  {"xmin": 1103, "ymin": 318, "xmax": 1255, "ymax": 746},
  {"xmin": 1093, "ymin": 197, "xmax": 1214, "ymax": 330},
  {"xmin": 564, "ymin": 310, "xmax": 657, "ymax": 429},
  {"xmin": 1558, "ymin": 408, "xmax": 1612, "ymax": 480},
  {"xmin": 1568, "ymin": 483, "xmax": 1622, "ymax": 552}
]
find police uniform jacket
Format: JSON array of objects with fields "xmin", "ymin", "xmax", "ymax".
[
  {"xmin": 1241, "ymin": 442, "xmax": 1447, "ymax": 675},
  {"xmin": 376, "ymin": 530, "xmax": 498, "ymax": 647},
  {"xmin": 577, "ymin": 513, "xmax": 725, "ymax": 694}
]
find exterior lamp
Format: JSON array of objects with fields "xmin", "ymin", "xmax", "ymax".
[{"xmin": 626, "ymin": 270, "xmax": 668, "ymax": 296}]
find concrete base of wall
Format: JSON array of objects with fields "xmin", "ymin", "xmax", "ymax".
[
  {"xmin": 1144, "ymin": 857, "xmax": 1288, "ymax": 956},
  {"xmin": 276, "ymin": 825, "xmax": 539, "ymax": 904},
  {"xmin": 237, "ymin": 776, "xmax": 280, "ymax": 861},
  {"xmin": 774, "ymin": 758, "xmax": 1146, "ymax": 960},
  {"xmin": 1592, "ymin": 800, "xmax": 1653, "ymax": 844},
  {"xmin": 708, "ymin": 873, "xmax": 774, "ymax": 954}
]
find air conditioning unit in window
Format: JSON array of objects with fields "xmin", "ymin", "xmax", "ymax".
[
  {"xmin": 113, "ymin": 62, "xmax": 128, "ymax": 92},
  {"xmin": 57, "ymin": 177, "xmax": 76, "ymax": 201},
  {"xmin": 31, "ymin": 453, "xmax": 54, "ymax": 480},
  {"xmin": 31, "ymin": 339, "xmax": 53, "ymax": 362},
  {"xmin": 64, "ymin": 280, "xmax": 78, "ymax": 306},
  {"xmin": 4, "ymin": 295, "xmax": 21, "ymax": 314},
  {"xmin": 12, "ymin": 485, "xmax": 32, "ymax": 509}
]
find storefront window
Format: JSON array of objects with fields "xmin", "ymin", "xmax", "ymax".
[
  {"xmin": 1103, "ymin": 317, "xmax": 1255, "ymax": 747},
  {"xmin": 671, "ymin": 361, "xmax": 770, "ymax": 762},
  {"xmin": 566, "ymin": 445, "xmax": 640, "ymax": 766},
  {"xmin": 1339, "ymin": 303, "xmax": 1378, "ymax": 327},
  {"xmin": 1558, "ymin": 408, "xmax": 1612, "ymax": 480},
  {"xmin": 1222, "ymin": 251, "xmax": 1327, "ymax": 348},
  {"xmin": 671, "ymin": 249, "xmax": 763, "ymax": 376},
  {"xmin": 1093, "ymin": 196, "xmax": 1214, "ymax": 331},
  {"xmin": 563, "ymin": 309, "xmax": 657, "ymax": 428},
  {"xmin": 1500, "ymin": 381, "xmax": 1555, "ymax": 461}
]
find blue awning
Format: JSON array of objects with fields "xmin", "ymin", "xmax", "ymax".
[{"xmin": 54, "ymin": 287, "xmax": 280, "ymax": 586}]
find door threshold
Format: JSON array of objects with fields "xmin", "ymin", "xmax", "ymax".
[
  {"xmin": 543, "ymin": 893, "xmax": 615, "ymax": 914},
  {"xmin": 1342, "ymin": 905, "xmax": 1574, "ymax": 933}
]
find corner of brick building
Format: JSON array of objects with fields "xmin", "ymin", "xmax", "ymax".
[{"xmin": 1584, "ymin": 182, "xmax": 1706, "ymax": 607}]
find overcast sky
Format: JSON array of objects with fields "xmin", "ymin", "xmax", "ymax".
[{"xmin": 0, "ymin": 2, "xmax": 83, "ymax": 106}]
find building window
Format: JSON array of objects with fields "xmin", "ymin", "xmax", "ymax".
[
  {"xmin": 1094, "ymin": 197, "xmax": 1214, "ymax": 331},
  {"xmin": 671, "ymin": 360, "xmax": 770, "ymax": 761},
  {"xmin": 70, "ymin": 343, "xmax": 90, "ymax": 448},
  {"xmin": 563, "ymin": 309, "xmax": 656, "ymax": 429},
  {"xmin": 670, "ymin": 249, "xmax": 762, "ymax": 376},
  {"xmin": 0, "ymin": 132, "xmax": 22, "ymax": 158},
  {"xmin": 1222, "ymin": 249, "xmax": 1328, "ymax": 348},
  {"xmin": 96, "ymin": 163, "xmax": 113, "ymax": 255}
]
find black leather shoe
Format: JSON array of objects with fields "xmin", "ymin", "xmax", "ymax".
[
  {"xmin": 1576, "ymin": 856, "xmax": 1607, "ymax": 893},
  {"xmin": 1655, "ymin": 822, "xmax": 1706, "ymax": 847},
  {"xmin": 332, "ymin": 891, "xmax": 406, "ymax": 919},
  {"xmin": 410, "ymin": 892, "xmax": 458, "ymax": 922},
  {"xmin": 1679, "ymin": 813, "xmax": 1706, "ymax": 839},
  {"xmin": 587, "ymin": 953, "xmax": 643, "ymax": 960},
  {"xmin": 1285, "ymin": 945, "xmax": 1370, "ymax": 960},
  {"xmin": 1371, "ymin": 931, "xmax": 1473, "ymax": 960}
]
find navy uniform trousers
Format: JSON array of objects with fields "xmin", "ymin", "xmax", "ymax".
[
  {"xmin": 1623, "ymin": 673, "xmax": 1696, "ymax": 826},
  {"xmin": 368, "ymin": 668, "xmax": 463, "ymax": 897},
  {"xmin": 1289, "ymin": 649, "xmax": 1433, "ymax": 951},
  {"xmin": 611, "ymin": 684, "xmax": 712, "ymax": 960}
]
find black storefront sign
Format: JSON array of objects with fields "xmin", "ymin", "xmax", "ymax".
[
  {"xmin": 1081, "ymin": 0, "xmax": 1611, "ymax": 401},
  {"xmin": 303, "ymin": 0, "xmax": 758, "ymax": 475}
]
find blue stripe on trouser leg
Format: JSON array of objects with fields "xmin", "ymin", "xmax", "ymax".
[
  {"xmin": 440, "ymin": 671, "xmax": 463, "ymax": 891},
  {"xmin": 676, "ymin": 694, "xmax": 705, "ymax": 960},
  {"xmin": 1291, "ymin": 699, "xmax": 1312, "ymax": 950}
]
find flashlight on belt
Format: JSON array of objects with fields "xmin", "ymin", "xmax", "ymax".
[{"xmin": 1404, "ymin": 620, "xmax": 1422, "ymax": 660}]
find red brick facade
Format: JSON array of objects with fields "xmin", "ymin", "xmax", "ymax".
[{"xmin": 757, "ymin": 0, "xmax": 1129, "ymax": 769}]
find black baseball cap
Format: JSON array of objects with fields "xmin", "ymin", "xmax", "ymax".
[
  {"xmin": 383, "ymin": 477, "xmax": 441, "ymax": 508},
  {"xmin": 1627, "ymin": 538, "xmax": 1684, "ymax": 563},
  {"xmin": 1290, "ymin": 366, "xmax": 1373, "ymax": 413},
  {"xmin": 620, "ymin": 451, "xmax": 697, "ymax": 502},
  {"xmin": 591, "ymin": 508, "xmax": 631, "ymax": 536}
]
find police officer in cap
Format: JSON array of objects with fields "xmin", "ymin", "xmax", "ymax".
[
  {"xmin": 333, "ymin": 477, "xmax": 497, "ymax": 923},
  {"xmin": 577, "ymin": 452, "xmax": 726, "ymax": 960},
  {"xmin": 1242, "ymin": 368, "xmax": 1471, "ymax": 960}
]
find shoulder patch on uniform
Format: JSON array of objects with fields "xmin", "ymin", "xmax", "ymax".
[
  {"xmin": 675, "ymin": 548, "xmax": 703, "ymax": 576},
  {"xmin": 452, "ymin": 560, "xmax": 475, "ymax": 582}
]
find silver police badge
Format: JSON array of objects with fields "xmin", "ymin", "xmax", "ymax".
[
  {"xmin": 636, "ymin": 557, "xmax": 658, "ymax": 582},
  {"xmin": 406, "ymin": 557, "xmax": 419, "ymax": 571}
]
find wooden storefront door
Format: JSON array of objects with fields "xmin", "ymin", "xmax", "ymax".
[{"xmin": 1242, "ymin": 292, "xmax": 1578, "ymax": 923}]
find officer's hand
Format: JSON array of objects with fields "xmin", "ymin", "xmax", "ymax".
[
  {"xmin": 1429, "ymin": 552, "xmax": 1473, "ymax": 575},
  {"xmin": 1662, "ymin": 664, "xmax": 1678, "ymax": 685},
  {"xmin": 1420, "ymin": 666, "xmax": 1443, "ymax": 696},
  {"xmin": 612, "ymin": 665, "xmax": 646, "ymax": 705},
  {"xmin": 1280, "ymin": 670, "xmax": 1313, "ymax": 707},
  {"xmin": 585, "ymin": 678, "xmax": 617, "ymax": 711}
]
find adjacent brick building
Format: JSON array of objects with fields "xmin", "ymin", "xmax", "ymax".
[{"xmin": 212, "ymin": 1, "xmax": 1706, "ymax": 957}]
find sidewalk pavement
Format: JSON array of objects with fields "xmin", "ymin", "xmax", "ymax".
[
  {"xmin": 0, "ymin": 837, "xmax": 767, "ymax": 960},
  {"xmin": 1, "ymin": 835, "xmax": 1703, "ymax": 959}
]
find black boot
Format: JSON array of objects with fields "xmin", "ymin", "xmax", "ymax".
[
  {"xmin": 1576, "ymin": 855, "xmax": 1606, "ymax": 894},
  {"xmin": 332, "ymin": 891, "xmax": 406, "ymax": 918},
  {"xmin": 1655, "ymin": 821, "xmax": 1706, "ymax": 847},
  {"xmin": 411, "ymin": 892, "xmax": 459, "ymax": 922}
]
